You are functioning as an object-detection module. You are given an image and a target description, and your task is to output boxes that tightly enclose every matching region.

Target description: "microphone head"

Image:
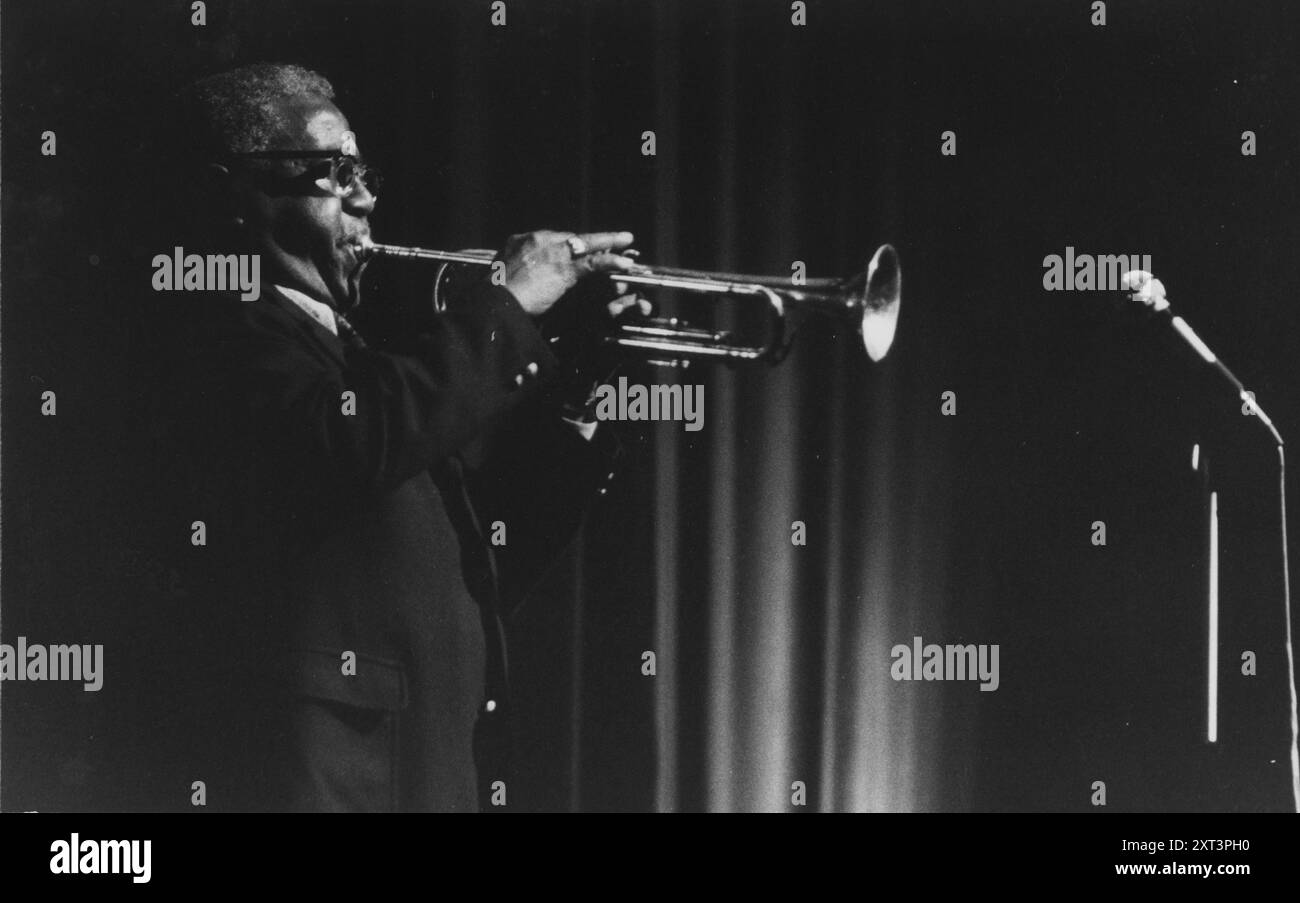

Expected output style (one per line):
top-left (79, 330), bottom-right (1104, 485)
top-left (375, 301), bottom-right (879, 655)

top-left (1120, 269), bottom-right (1169, 312)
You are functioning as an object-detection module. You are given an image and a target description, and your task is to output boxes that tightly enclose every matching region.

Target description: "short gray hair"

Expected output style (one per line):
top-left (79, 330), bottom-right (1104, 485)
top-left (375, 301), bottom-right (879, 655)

top-left (177, 62), bottom-right (336, 158)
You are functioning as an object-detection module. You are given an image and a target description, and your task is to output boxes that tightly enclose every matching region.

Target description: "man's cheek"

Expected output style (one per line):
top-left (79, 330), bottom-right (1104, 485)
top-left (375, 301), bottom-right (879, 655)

top-left (276, 200), bottom-right (341, 253)
top-left (271, 216), bottom-right (319, 256)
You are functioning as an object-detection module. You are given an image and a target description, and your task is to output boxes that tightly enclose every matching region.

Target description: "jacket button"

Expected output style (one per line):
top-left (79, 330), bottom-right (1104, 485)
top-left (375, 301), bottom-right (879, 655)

top-left (514, 373), bottom-right (525, 386)
top-left (525, 361), bottom-right (539, 376)
top-left (484, 699), bottom-right (497, 713)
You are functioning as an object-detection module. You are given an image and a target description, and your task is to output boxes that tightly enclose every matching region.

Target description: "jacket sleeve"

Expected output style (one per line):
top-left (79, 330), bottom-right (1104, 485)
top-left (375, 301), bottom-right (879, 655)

top-left (184, 284), bottom-right (557, 501)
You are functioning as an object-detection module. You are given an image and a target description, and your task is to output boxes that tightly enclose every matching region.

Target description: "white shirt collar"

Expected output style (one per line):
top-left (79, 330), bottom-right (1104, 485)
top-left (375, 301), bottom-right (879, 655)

top-left (274, 284), bottom-right (338, 336)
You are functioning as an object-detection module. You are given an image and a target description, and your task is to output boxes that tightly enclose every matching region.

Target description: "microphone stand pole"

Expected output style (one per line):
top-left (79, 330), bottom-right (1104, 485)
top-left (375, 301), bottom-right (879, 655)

top-left (1192, 443), bottom-right (1218, 745)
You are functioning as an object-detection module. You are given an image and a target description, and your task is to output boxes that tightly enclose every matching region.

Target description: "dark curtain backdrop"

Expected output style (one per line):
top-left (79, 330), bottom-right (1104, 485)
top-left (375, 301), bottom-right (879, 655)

top-left (3, 0), bottom-right (1298, 812)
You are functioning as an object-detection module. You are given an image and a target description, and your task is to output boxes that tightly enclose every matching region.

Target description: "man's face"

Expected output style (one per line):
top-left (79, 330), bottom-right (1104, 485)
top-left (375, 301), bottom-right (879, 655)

top-left (234, 96), bottom-right (375, 310)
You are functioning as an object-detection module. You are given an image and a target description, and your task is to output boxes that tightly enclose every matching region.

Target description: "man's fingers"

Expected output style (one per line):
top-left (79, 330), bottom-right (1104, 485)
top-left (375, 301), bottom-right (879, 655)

top-left (610, 282), bottom-right (652, 315)
top-left (580, 251), bottom-right (648, 275)
top-left (571, 231), bottom-right (635, 256)
top-left (606, 294), bottom-right (651, 318)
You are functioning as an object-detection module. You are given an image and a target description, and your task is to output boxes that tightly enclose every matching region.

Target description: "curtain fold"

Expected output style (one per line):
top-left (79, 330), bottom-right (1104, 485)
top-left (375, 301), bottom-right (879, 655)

top-left (631, 0), bottom-right (949, 813)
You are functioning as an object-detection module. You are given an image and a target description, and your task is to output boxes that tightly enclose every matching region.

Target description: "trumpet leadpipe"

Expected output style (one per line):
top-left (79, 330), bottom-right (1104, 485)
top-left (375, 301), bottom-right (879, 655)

top-left (368, 244), bottom-right (496, 266)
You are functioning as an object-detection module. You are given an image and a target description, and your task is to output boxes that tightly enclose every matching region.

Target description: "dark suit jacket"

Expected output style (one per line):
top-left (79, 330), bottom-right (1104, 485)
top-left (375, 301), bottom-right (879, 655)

top-left (149, 280), bottom-right (617, 812)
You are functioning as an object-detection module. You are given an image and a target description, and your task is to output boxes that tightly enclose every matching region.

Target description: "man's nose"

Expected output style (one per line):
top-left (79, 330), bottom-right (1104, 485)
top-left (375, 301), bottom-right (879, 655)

top-left (344, 183), bottom-right (376, 215)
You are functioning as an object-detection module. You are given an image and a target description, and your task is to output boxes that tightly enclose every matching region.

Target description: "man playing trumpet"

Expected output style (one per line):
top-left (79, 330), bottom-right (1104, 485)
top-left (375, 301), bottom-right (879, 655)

top-left (149, 62), bottom-right (638, 812)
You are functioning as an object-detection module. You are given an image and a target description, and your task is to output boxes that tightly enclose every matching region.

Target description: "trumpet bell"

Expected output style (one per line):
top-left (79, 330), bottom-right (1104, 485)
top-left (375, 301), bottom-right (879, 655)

top-left (859, 243), bottom-right (902, 362)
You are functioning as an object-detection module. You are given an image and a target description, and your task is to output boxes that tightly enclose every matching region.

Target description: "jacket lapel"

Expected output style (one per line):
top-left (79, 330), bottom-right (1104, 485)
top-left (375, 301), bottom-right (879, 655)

top-left (262, 285), bottom-right (350, 369)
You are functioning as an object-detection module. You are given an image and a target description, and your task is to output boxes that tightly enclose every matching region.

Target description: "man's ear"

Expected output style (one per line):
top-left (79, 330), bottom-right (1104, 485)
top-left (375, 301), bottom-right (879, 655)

top-left (202, 162), bottom-right (247, 227)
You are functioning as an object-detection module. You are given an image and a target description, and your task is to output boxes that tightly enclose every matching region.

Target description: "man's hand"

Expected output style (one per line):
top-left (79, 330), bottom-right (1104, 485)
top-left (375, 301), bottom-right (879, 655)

top-left (499, 230), bottom-right (641, 316)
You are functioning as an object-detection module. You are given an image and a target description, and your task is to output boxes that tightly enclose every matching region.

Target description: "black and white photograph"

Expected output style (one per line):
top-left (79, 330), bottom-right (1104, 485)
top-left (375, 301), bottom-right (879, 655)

top-left (1, 0), bottom-right (1298, 880)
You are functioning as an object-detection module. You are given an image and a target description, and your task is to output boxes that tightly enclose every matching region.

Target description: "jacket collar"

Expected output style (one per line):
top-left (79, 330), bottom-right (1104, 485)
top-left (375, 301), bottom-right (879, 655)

top-left (262, 284), bottom-right (349, 368)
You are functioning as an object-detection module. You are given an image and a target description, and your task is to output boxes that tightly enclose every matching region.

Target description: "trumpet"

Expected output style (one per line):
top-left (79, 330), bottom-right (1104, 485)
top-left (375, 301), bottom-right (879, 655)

top-left (367, 242), bottom-right (902, 365)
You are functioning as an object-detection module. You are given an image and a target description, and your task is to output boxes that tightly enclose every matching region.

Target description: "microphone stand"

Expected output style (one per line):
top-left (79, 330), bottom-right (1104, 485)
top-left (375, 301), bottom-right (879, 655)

top-left (1126, 272), bottom-right (1296, 811)
top-left (1181, 335), bottom-right (1295, 813)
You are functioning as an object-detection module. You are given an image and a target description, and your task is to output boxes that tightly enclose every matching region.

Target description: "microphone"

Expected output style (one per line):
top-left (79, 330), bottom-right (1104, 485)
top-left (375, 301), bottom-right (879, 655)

top-left (1123, 271), bottom-right (1297, 814)
top-left (1121, 270), bottom-right (1283, 446)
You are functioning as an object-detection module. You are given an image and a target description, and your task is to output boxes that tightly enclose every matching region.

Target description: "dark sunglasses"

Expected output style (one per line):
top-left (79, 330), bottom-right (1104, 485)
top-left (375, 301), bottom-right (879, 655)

top-left (228, 149), bottom-right (381, 199)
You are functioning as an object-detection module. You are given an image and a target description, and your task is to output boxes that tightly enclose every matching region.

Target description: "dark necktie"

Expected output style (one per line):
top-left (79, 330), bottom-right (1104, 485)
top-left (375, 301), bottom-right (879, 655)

top-left (333, 311), bottom-right (370, 352)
